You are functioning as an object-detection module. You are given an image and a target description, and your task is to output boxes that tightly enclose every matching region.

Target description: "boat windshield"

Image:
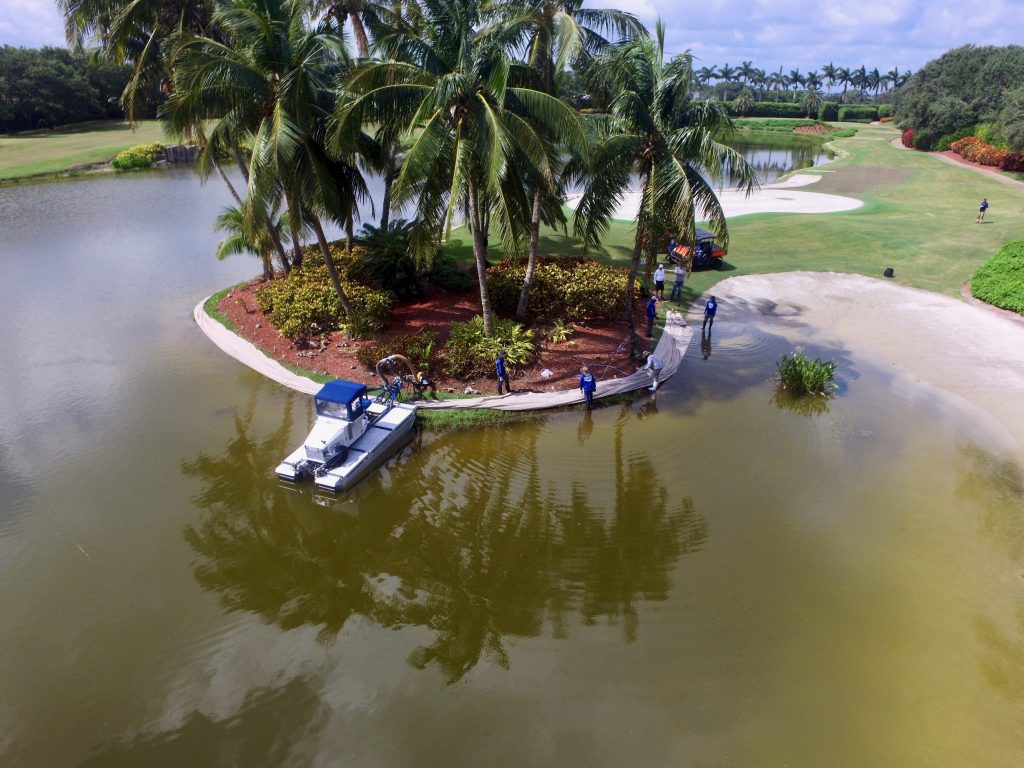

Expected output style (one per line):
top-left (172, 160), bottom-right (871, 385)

top-left (315, 399), bottom-right (350, 419)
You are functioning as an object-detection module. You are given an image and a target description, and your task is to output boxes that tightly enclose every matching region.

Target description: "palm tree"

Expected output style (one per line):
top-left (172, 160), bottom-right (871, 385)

top-left (695, 65), bottom-right (717, 99)
top-left (821, 62), bottom-right (836, 96)
top-left (788, 68), bottom-right (803, 101)
top-left (215, 202), bottom-right (286, 280)
top-left (571, 22), bottom-right (757, 357)
top-left (751, 68), bottom-right (767, 100)
top-left (338, 0), bottom-right (585, 336)
top-left (717, 63), bottom-right (737, 99)
top-left (867, 67), bottom-right (881, 101)
top-left (769, 66), bottom-right (787, 101)
top-left (835, 66), bottom-right (850, 103)
top-left (738, 60), bottom-right (755, 88)
top-left (801, 89), bottom-right (822, 118)
top-left (733, 88), bottom-right (755, 117)
top-left (804, 70), bottom-right (822, 93)
top-left (487, 0), bottom-right (641, 321)
top-left (164, 0), bottom-right (369, 318)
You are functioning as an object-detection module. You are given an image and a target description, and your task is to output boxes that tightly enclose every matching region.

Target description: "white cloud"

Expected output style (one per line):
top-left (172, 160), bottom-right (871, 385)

top-left (0, 0), bottom-right (66, 47)
top-left (589, 0), bottom-right (1024, 73)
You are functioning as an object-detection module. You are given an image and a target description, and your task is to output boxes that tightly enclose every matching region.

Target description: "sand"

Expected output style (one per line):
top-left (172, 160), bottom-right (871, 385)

top-left (565, 173), bottom-right (863, 221)
top-left (699, 272), bottom-right (1024, 458)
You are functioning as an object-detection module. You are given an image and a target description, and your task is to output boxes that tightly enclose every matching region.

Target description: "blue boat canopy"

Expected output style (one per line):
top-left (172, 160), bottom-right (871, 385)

top-left (316, 380), bottom-right (367, 405)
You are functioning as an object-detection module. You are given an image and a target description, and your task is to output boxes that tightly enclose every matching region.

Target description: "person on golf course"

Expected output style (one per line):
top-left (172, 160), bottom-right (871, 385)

top-left (703, 296), bottom-right (718, 331)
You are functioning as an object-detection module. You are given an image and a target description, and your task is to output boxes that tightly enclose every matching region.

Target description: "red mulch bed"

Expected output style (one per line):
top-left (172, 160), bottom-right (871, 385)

top-left (794, 124), bottom-right (835, 135)
top-left (219, 279), bottom-right (659, 394)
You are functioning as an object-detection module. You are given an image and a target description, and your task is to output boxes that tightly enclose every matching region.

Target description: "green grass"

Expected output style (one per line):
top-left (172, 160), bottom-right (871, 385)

top-left (0, 120), bottom-right (169, 181)
top-left (970, 238), bottom-right (1024, 313)
top-left (444, 123), bottom-right (1024, 301)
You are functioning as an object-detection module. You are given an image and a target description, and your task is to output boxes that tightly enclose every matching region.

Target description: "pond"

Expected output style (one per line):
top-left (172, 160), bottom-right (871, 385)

top-left (0, 161), bottom-right (1022, 767)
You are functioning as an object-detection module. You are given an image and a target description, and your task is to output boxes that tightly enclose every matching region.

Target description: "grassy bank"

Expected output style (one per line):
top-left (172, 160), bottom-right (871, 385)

top-left (0, 120), bottom-right (168, 181)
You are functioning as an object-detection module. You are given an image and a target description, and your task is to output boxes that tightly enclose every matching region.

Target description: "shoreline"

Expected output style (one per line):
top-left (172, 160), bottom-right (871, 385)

top-left (194, 296), bottom-right (694, 410)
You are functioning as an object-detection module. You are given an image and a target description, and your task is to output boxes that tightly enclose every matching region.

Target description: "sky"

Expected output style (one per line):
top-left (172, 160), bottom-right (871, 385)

top-left (1, 0), bottom-right (1022, 75)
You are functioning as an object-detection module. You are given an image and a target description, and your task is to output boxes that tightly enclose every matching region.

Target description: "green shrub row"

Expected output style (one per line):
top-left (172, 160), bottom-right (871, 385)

top-left (111, 142), bottom-right (165, 170)
top-left (256, 257), bottom-right (393, 341)
top-left (817, 102), bottom-right (839, 121)
top-left (486, 258), bottom-right (629, 321)
top-left (443, 317), bottom-right (537, 379)
top-left (971, 239), bottom-right (1024, 315)
top-left (837, 104), bottom-right (879, 122)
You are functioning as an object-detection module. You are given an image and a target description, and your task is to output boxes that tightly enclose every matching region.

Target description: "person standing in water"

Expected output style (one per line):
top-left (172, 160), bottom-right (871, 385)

top-left (703, 295), bottom-right (718, 331)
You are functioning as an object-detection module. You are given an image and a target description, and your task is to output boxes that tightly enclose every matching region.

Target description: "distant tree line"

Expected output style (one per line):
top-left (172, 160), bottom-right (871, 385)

top-left (690, 61), bottom-right (909, 104)
top-left (893, 45), bottom-right (1024, 151)
top-left (0, 46), bottom-right (146, 133)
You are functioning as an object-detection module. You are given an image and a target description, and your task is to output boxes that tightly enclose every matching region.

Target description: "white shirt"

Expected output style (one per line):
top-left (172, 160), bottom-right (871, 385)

top-left (645, 354), bottom-right (664, 371)
top-left (654, 266), bottom-right (665, 282)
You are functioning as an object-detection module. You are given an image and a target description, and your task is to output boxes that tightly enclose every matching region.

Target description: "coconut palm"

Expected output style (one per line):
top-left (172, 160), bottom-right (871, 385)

top-left (215, 201), bottom-right (286, 279)
top-left (738, 60), bottom-right (755, 88)
top-left (805, 70), bottom-right (822, 92)
top-left (163, 0), bottom-right (371, 318)
top-left (486, 0), bottom-right (642, 321)
top-left (571, 22), bottom-right (757, 356)
top-left (57, 0), bottom-right (214, 119)
top-left (717, 63), bottom-right (737, 99)
top-left (337, 0), bottom-right (586, 336)
top-left (695, 65), bottom-right (717, 99)
top-left (768, 66), bottom-right (787, 101)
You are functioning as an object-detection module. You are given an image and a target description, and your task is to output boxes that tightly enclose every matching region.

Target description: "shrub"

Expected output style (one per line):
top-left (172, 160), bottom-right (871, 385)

top-left (428, 249), bottom-right (476, 291)
top-left (877, 104), bottom-right (893, 119)
top-left (974, 123), bottom-right (1008, 148)
top-left (777, 353), bottom-right (837, 395)
top-left (111, 142), bottom-right (165, 170)
top-left (912, 131), bottom-right (933, 151)
top-left (901, 128), bottom-right (916, 148)
top-left (879, 116), bottom-right (894, 123)
top-left (715, 100), bottom-right (805, 118)
top-left (442, 317), bottom-right (536, 379)
top-left (355, 331), bottom-right (438, 372)
top-left (817, 101), bottom-right (839, 121)
top-left (1001, 151), bottom-right (1024, 172)
top-left (486, 258), bottom-right (629, 321)
top-left (971, 239), bottom-right (1024, 315)
top-left (935, 126), bottom-right (975, 151)
top-left (350, 219), bottom-right (422, 299)
top-left (951, 135), bottom-right (1011, 167)
top-left (837, 104), bottom-right (879, 122)
top-left (255, 261), bottom-right (393, 341)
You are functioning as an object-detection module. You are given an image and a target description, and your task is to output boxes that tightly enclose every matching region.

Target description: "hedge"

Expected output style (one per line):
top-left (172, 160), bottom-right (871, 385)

top-left (949, 136), bottom-right (1024, 171)
top-left (837, 104), bottom-right (879, 122)
top-left (711, 100), bottom-right (806, 118)
top-left (111, 142), bottom-right (165, 170)
top-left (817, 101), bottom-right (839, 121)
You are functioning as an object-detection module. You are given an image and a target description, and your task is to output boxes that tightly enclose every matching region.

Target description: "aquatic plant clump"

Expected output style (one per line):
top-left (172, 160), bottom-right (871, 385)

top-left (777, 352), bottom-right (837, 395)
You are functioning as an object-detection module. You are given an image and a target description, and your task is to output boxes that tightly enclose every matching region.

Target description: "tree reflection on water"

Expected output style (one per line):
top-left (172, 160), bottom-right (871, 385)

top-left (182, 398), bottom-right (707, 682)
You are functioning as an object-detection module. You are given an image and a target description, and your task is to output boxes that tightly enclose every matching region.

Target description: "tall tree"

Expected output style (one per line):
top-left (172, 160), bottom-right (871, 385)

top-left (164, 0), bottom-right (373, 318)
top-left (571, 22), bottom-right (757, 357)
top-left (487, 0), bottom-right (641, 321)
top-left (821, 61), bottom-right (836, 95)
top-left (338, 0), bottom-right (585, 336)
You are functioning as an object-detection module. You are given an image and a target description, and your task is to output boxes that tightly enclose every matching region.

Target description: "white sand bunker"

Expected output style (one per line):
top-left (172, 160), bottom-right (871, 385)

top-left (566, 173), bottom-right (862, 221)
top-left (703, 272), bottom-right (1024, 457)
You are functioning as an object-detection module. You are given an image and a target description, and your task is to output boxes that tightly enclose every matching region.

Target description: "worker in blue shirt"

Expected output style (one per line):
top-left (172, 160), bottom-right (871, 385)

top-left (703, 295), bottom-right (717, 331)
top-left (646, 295), bottom-right (659, 337)
top-left (579, 365), bottom-right (597, 408)
top-left (496, 350), bottom-right (511, 394)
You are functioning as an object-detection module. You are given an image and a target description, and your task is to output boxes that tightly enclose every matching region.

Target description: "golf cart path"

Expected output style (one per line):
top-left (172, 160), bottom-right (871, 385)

top-left (565, 173), bottom-right (862, 222)
top-left (194, 297), bottom-right (694, 409)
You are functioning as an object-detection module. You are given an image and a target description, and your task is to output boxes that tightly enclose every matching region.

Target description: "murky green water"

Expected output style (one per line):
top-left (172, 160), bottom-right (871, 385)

top-left (1, 167), bottom-right (1023, 767)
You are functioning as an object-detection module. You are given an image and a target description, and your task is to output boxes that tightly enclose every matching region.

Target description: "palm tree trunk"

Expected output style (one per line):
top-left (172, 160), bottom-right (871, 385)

top-left (350, 12), bottom-right (370, 58)
top-left (311, 216), bottom-right (356, 321)
top-left (380, 141), bottom-right (398, 230)
top-left (345, 214), bottom-right (354, 254)
top-left (288, 215), bottom-right (304, 268)
top-left (213, 158), bottom-right (244, 207)
top-left (515, 189), bottom-right (543, 322)
top-left (467, 180), bottom-right (495, 337)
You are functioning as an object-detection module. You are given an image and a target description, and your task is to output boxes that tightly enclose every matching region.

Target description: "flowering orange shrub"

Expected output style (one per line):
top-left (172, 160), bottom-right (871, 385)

top-left (949, 135), bottom-right (1024, 171)
top-left (879, 116), bottom-right (894, 123)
